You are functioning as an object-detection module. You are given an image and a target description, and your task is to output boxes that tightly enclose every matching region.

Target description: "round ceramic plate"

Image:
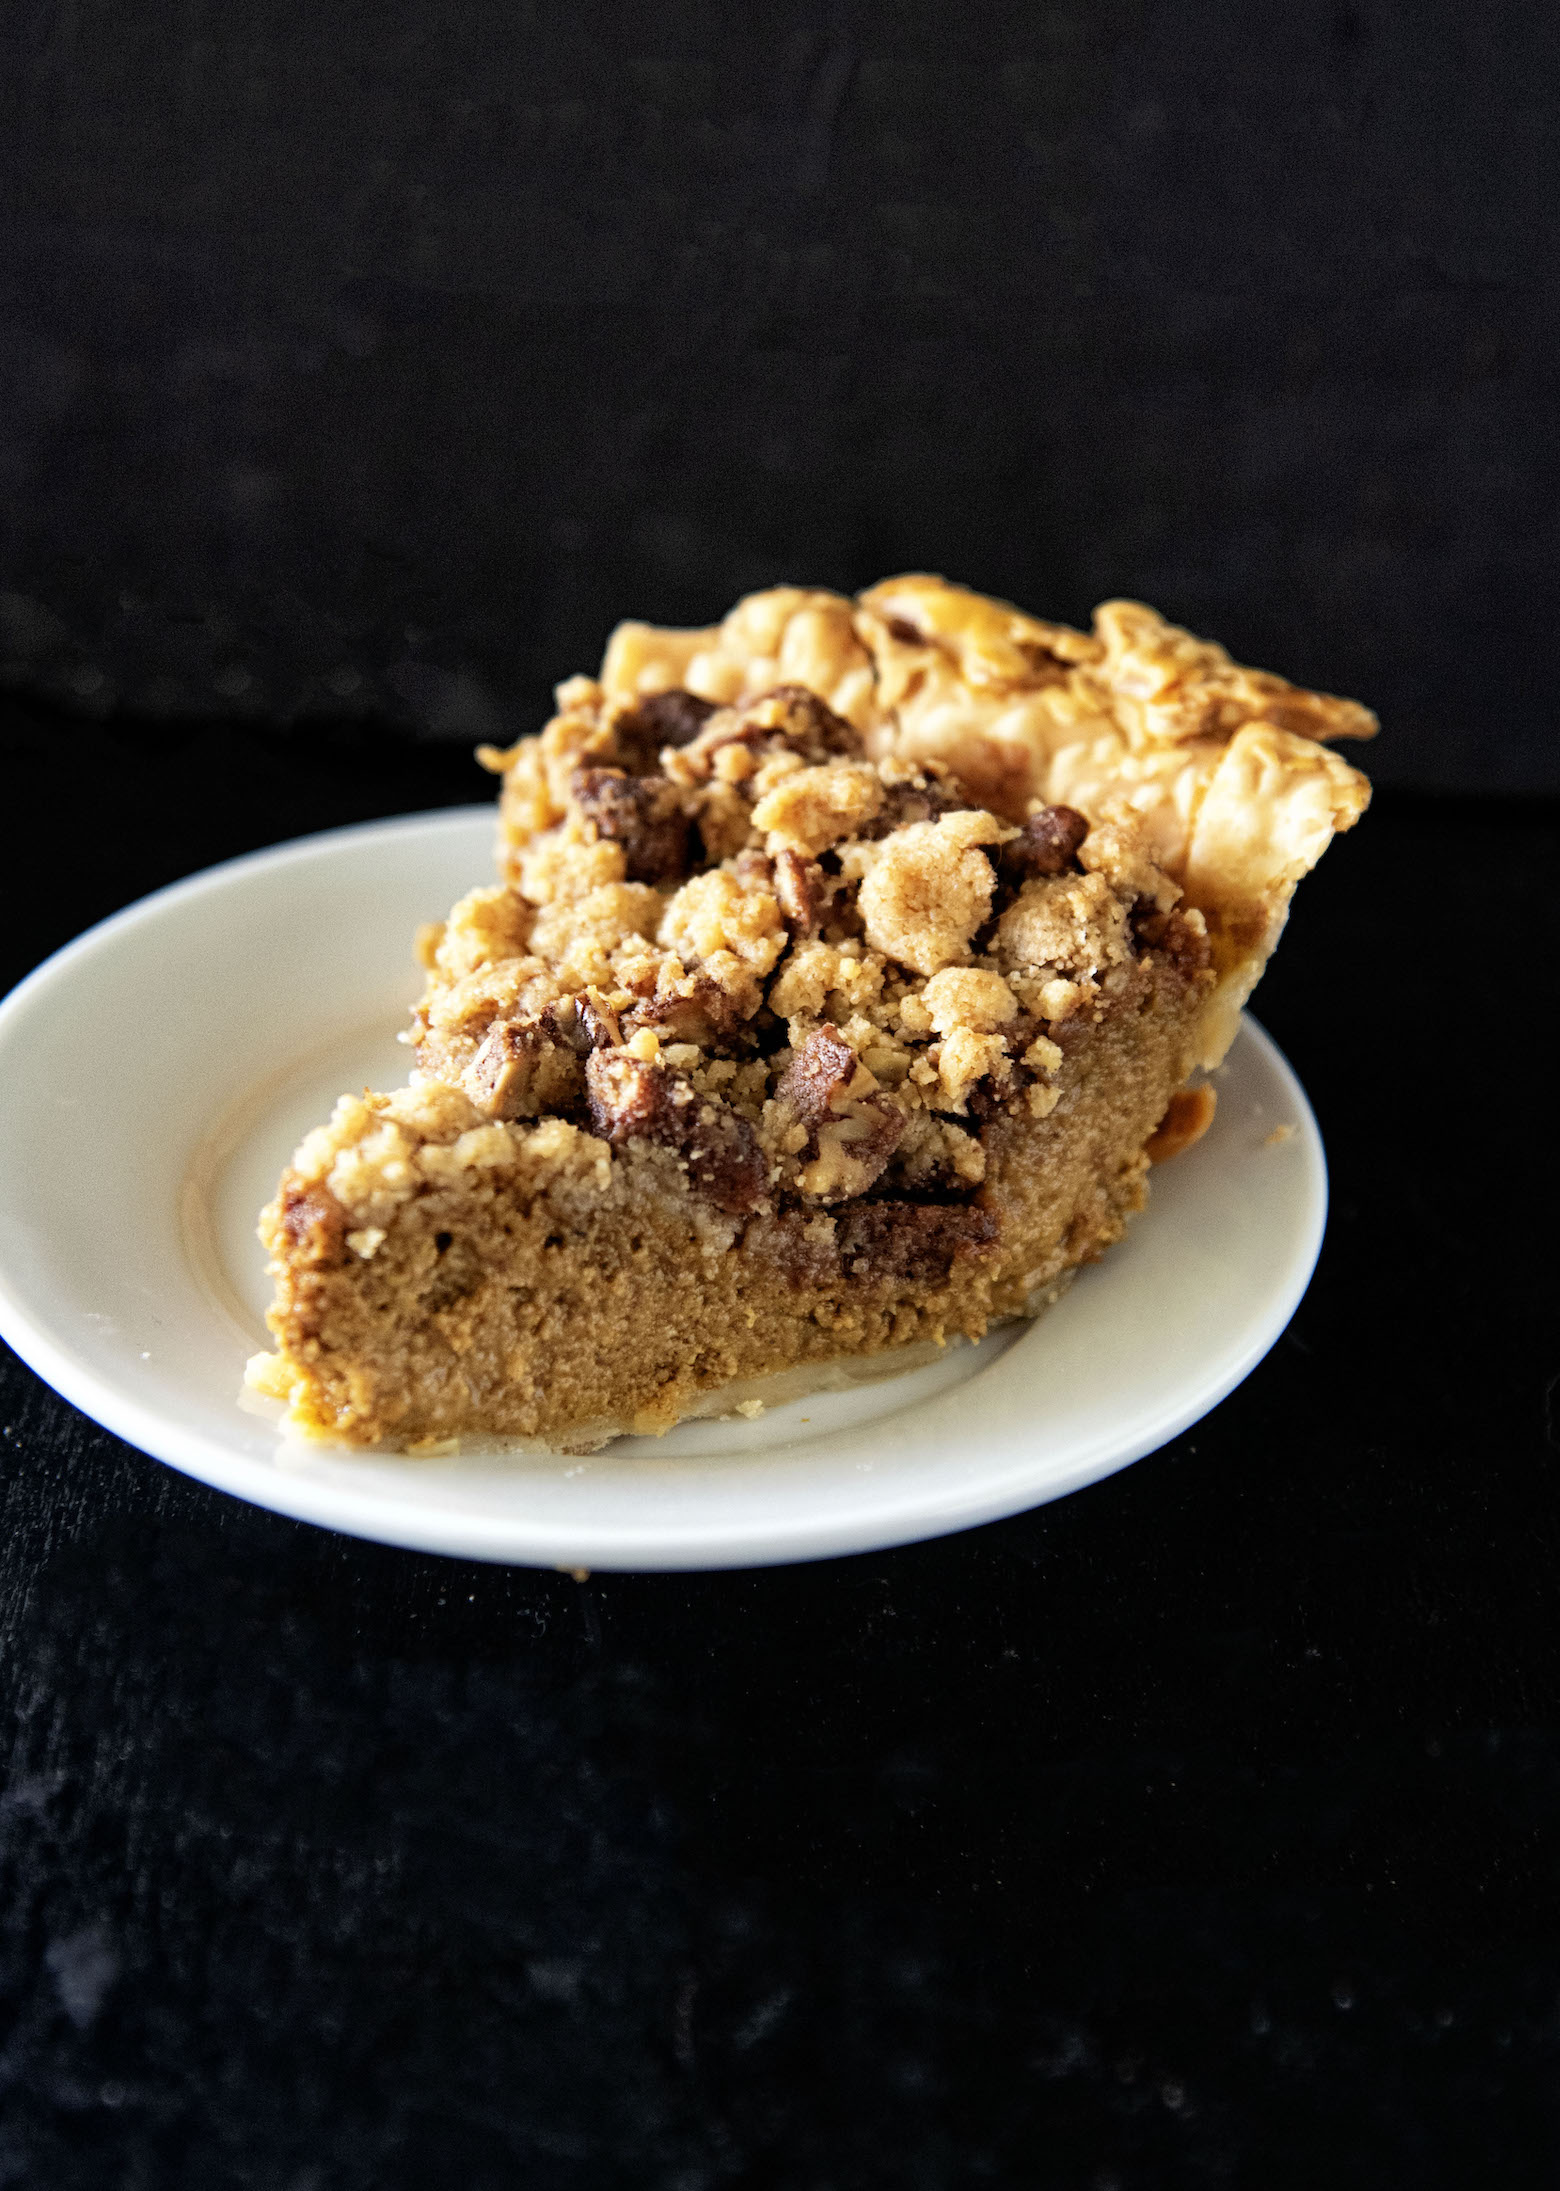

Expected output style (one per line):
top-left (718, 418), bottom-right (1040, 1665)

top-left (0, 808), bottom-right (1326, 1571)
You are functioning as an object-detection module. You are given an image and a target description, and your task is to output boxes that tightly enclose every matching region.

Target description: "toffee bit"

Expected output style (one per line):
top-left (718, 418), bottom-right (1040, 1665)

top-left (775, 1024), bottom-right (858, 1130)
top-left (584, 1049), bottom-right (769, 1215)
top-left (860, 772), bottom-right (970, 840)
top-left (571, 766), bottom-right (693, 885)
top-left (1001, 805), bottom-right (1089, 883)
top-left (773, 848), bottom-right (826, 935)
top-left (612, 688), bottom-right (717, 772)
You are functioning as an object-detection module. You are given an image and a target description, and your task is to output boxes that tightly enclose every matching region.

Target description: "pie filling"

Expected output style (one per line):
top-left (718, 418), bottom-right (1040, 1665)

top-left (250, 578), bottom-right (1373, 1449)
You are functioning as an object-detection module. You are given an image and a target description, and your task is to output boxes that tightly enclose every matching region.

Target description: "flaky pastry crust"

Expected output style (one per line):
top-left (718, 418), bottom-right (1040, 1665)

top-left (596, 576), bottom-right (1373, 1065)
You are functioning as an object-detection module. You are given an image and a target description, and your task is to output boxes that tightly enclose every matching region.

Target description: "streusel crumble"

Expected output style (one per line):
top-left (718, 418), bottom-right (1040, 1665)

top-left (251, 578), bottom-right (1372, 1448)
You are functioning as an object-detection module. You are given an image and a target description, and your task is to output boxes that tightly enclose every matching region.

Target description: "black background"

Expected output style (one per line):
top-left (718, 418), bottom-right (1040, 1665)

top-left (3, 0), bottom-right (1558, 786)
top-left (2, 724), bottom-right (1558, 2183)
top-left (5, 2), bottom-right (1560, 2181)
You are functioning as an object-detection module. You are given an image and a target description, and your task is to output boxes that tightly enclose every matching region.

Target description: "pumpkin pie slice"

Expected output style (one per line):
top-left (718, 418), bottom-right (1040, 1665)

top-left (249, 579), bottom-right (1372, 1449)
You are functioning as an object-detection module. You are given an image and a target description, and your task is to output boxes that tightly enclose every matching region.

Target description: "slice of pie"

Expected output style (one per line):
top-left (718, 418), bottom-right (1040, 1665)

top-left (250, 576), bottom-right (1373, 1450)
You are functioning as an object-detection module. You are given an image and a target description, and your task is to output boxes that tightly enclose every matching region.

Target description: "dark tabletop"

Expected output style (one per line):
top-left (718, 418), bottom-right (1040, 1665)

top-left (6, 0), bottom-right (1560, 797)
top-left (2, 697), bottom-right (1557, 2187)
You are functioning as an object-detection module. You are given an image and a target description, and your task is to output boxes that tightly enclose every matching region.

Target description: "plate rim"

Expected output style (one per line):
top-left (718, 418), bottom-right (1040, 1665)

top-left (0, 802), bottom-right (492, 1024)
top-left (0, 808), bottom-right (1327, 1571)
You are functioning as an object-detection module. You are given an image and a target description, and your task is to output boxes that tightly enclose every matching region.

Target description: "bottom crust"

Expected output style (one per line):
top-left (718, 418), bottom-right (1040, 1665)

top-left (253, 956), bottom-right (1206, 1451)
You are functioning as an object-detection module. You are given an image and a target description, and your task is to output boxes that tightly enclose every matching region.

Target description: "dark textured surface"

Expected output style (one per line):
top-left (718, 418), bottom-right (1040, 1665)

top-left (3, 0), bottom-right (1559, 788)
top-left (2, 707), bottom-right (1558, 2184)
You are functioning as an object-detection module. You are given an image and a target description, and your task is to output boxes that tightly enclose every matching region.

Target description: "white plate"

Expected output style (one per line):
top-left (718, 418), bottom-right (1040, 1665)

top-left (0, 807), bottom-right (1325, 1571)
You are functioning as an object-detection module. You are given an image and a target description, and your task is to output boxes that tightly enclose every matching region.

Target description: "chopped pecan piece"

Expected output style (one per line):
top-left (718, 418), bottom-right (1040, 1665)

top-left (773, 848), bottom-right (827, 936)
top-left (462, 1019), bottom-right (580, 1119)
top-left (612, 688), bottom-right (718, 773)
top-left (461, 1021), bottom-right (542, 1120)
top-left (575, 992), bottom-right (624, 1051)
top-left (584, 1049), bottom-right (665, 1141)
top-left (1001, 804), bottom-right (1089, 883)
top-left (278, 1179), bottom-right (349, 1265)
top-left (624, 971), bottom-right (749, 1048)
top-left (548, 990), bottom-right (625, 1055)
top-left (836, 1201), bottom-right (1000, 1284)
top-left (775, 1023), bottom-right (859, 1130)
top-left (571, 767), bottom-right (692, 885)
top-left (777, 1025), bottom-right (906, 1200)
top-left (585, 1050), bottom-right (770, 1215)
top-left (804, 1098), bottom-right (906, 1201)
top-left (691, 684), bottom-right (861, 773)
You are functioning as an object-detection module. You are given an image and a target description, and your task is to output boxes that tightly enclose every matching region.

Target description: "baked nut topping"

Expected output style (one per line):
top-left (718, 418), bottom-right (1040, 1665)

top-left (1002, 803), bottom-right (1090, 881)
top-left (569, 768), bottom-right (692, 885)
top-left (408, 680), bottom-right (1214, 1228)
top-left (583, 1049), bottom-right (769, 1216)
top-left (596, 573), bottom-right (1373, 1066)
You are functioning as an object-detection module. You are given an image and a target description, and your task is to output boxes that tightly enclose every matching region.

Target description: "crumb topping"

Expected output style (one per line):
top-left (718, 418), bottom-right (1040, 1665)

top-left (852, 809), bottom-right (1009, 976)
top-left (751, 760), bottom-right (884, 854)
top-left (555, 575), bottom-right (1372, 1011)
top-left (330, 572), bottom-right (1374, 1248)
top-left (403, 677), bottom-right (1213, 1228)
top-left (259, 572), bottom-right (1374, 1451)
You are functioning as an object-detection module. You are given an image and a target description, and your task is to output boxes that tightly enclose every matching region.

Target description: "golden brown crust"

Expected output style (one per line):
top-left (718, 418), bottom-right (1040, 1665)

top-left (592, 574), bottom-right (1373, 1066)
top-left (1145, 1083), bottom-right (1219, 1164)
